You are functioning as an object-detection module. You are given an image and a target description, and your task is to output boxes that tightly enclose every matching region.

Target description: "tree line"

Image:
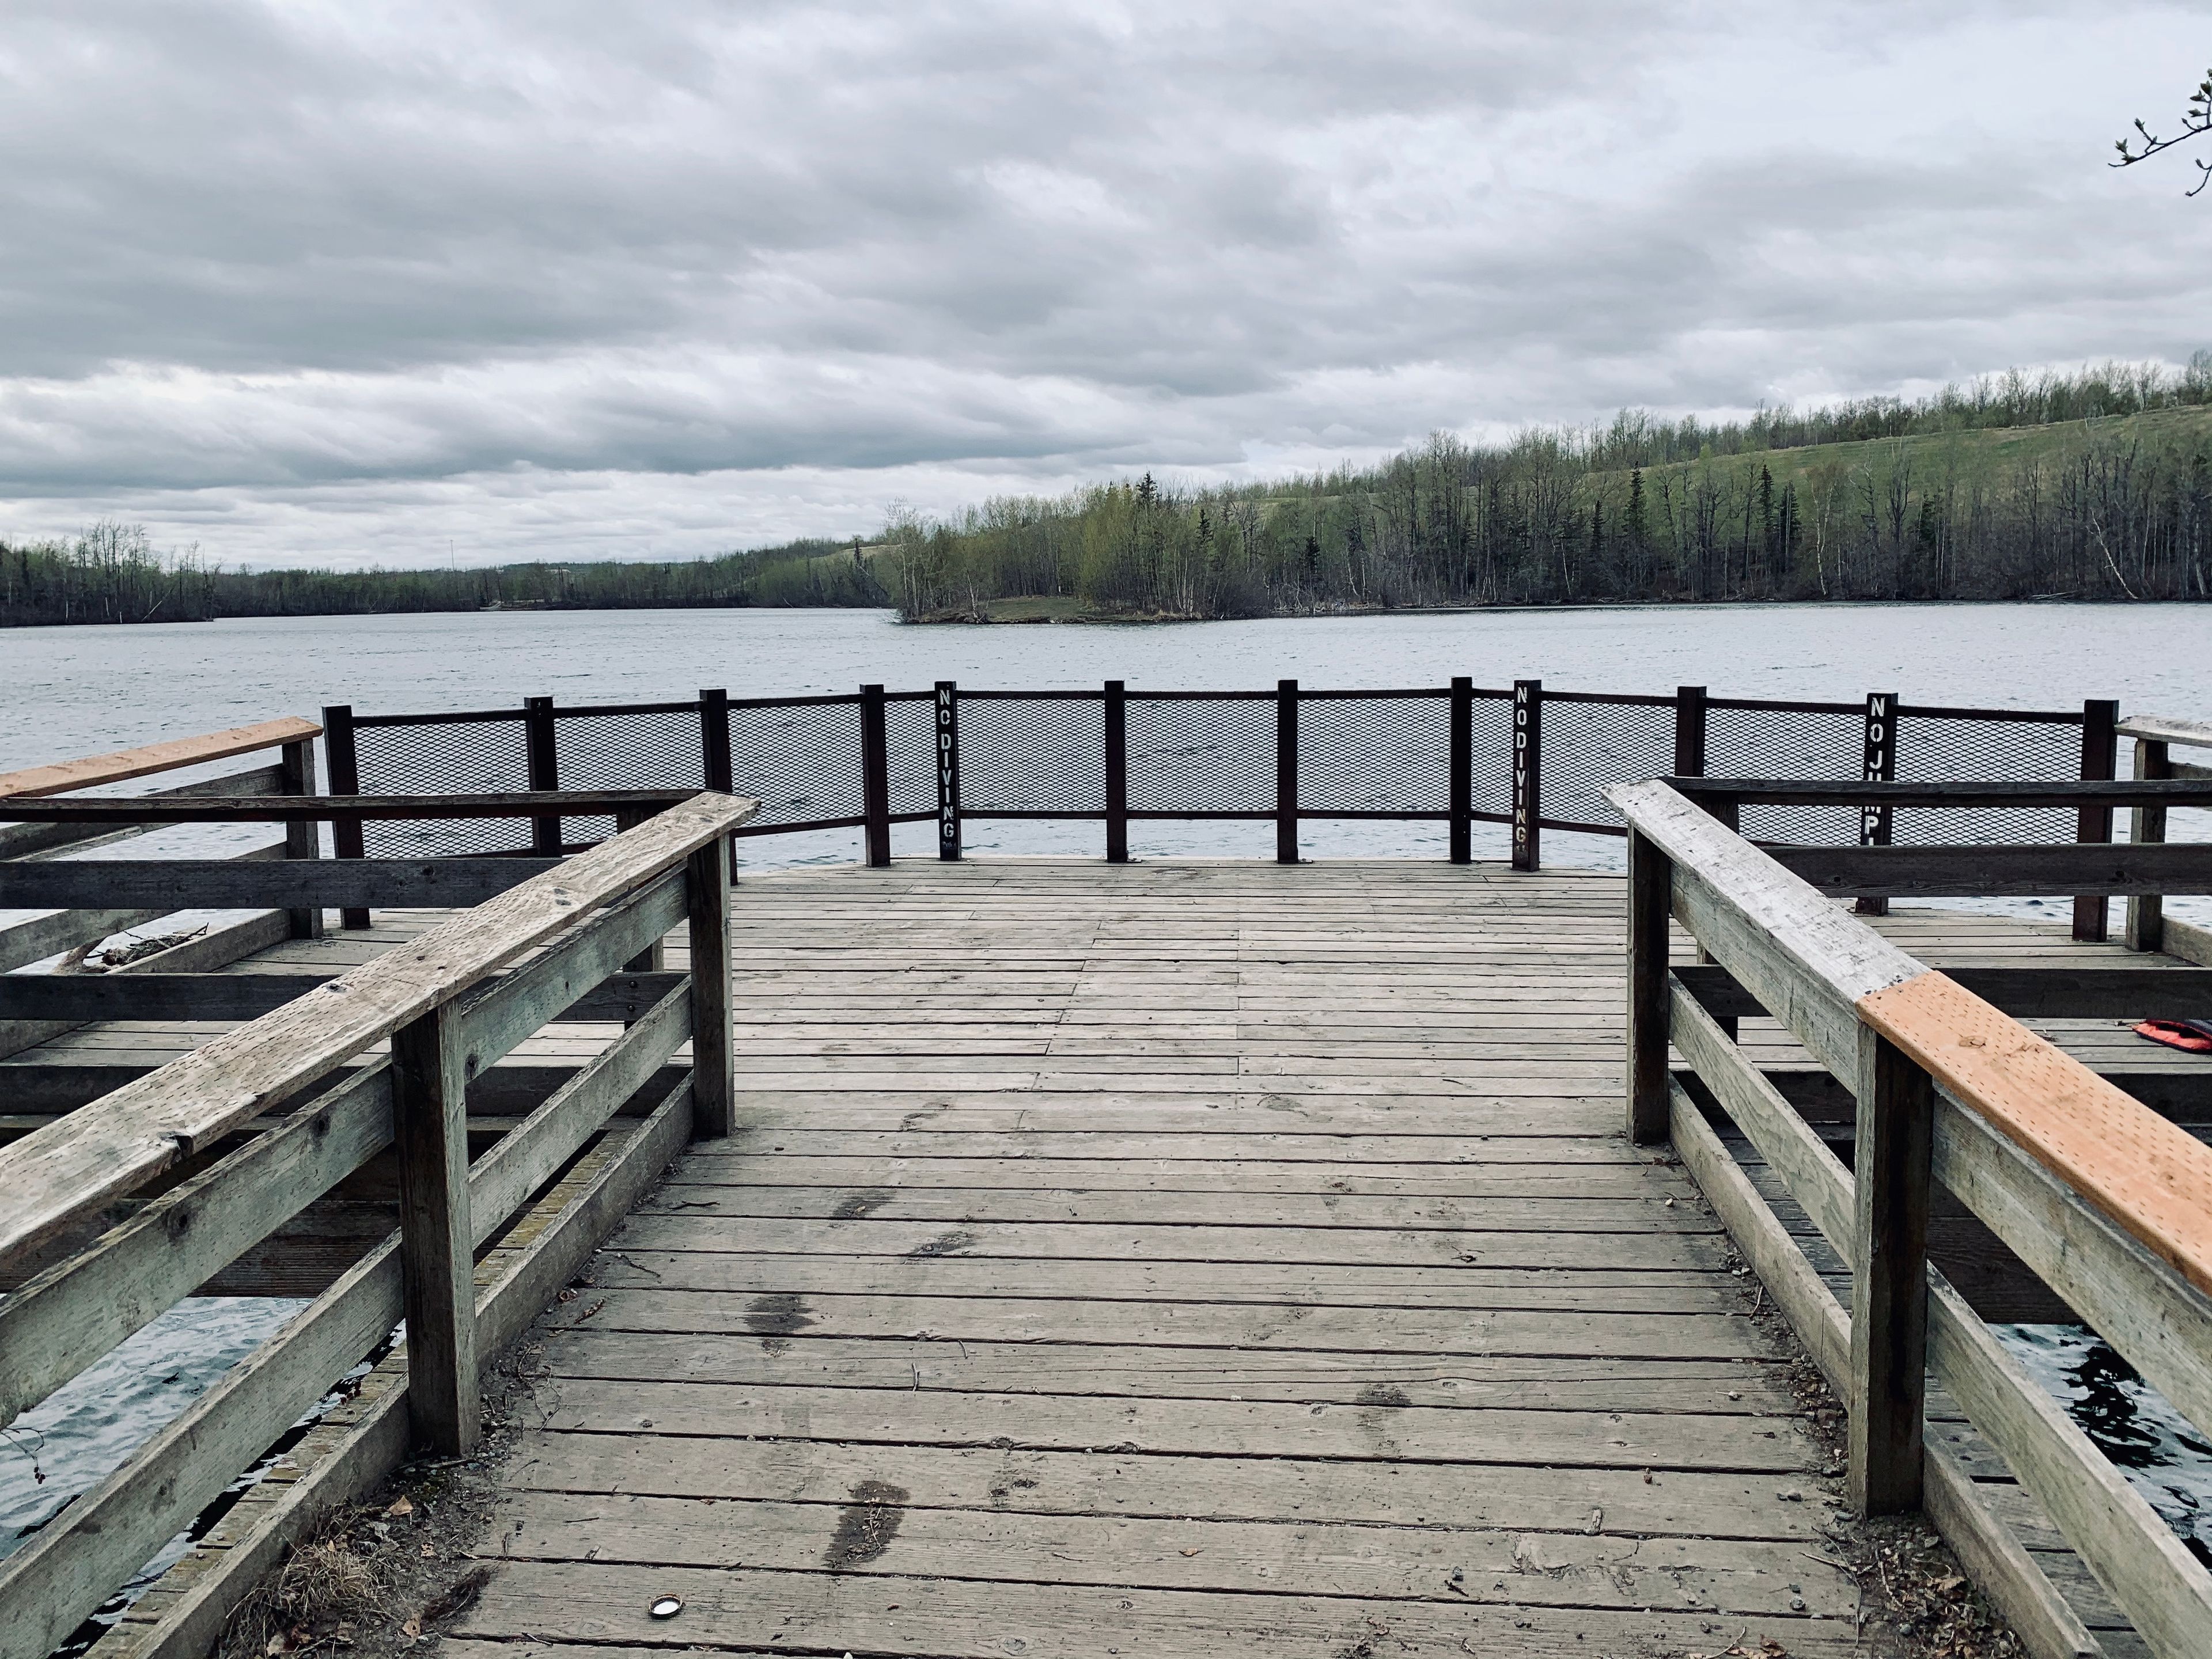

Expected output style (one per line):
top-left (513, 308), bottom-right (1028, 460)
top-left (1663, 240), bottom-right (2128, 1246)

top-left (892, 359), bottom-right (2212, 618)
top-left (9, 358), bottom-right (2210, 630)
top-left (0, 525), bottom-right (885, 628)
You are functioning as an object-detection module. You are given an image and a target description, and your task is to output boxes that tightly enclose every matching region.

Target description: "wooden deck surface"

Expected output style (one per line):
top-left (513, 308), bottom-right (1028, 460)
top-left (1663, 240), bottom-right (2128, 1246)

top-left (430, 859), bottom-right (2182, 1659)
top-left (18, 858), bottom-right (2205, 1657)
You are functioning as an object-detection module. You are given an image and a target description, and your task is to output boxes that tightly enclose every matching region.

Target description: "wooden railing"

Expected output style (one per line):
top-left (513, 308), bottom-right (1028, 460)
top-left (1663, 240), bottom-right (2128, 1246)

top-left (0, 791), bottom-right (756, 1659)
top-left (2119, 715), bottom-right (2212, 966)
top-left (0, 721), bottom-right (327, 1038)
top-left (324, 683), bottom-right (2117, 891)
top-left (1613, 776), bottom-right (2212, 1659)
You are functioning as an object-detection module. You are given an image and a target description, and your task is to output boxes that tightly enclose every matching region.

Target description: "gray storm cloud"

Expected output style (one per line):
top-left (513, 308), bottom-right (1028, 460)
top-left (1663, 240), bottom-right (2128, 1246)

top-left (0, 0), bottom-right (2206, 566)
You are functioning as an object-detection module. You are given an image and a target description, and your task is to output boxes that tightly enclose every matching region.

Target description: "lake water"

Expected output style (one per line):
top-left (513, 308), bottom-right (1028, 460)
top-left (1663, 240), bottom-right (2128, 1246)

top-left (3, 601), bottom-right (2209, 1607)
top-left (3, 600), bottom-right (2207, 880)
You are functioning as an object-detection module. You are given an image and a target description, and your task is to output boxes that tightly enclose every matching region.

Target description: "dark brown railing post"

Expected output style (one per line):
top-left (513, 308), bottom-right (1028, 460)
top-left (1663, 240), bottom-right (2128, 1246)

top-left (1625, 826), bottom-right (1672, 1145)
top-left (613, 805), bottom-right (666, 973)
top-left (1449, 676), bottom-right (1473, 865)
top-left (1105, 681), bottom-right (1130, 863)
top-left (391, 1000), bottom-right (479, 1456)
top-left (1511, 679), bottom-right (1541, 872)
top-left (860, 684), bottom-right (891, 868)
top-left (1696, 786), bottom-right (1741, 1033)
top-left (2073, 699), bottom-right (2119, 941)
top-left (277, 730), bottom-right (325, 942)
top-left (698, 688), bottom-right (740, 880)
top-left (2127, 732), bottom-right (2170, 953)
top-left (1276, 680), bottom-right (1299, 863)
top-left (1857, 691), bottom-right (1897, 918)
top-left (1848, 1027), bottom-right (1933, 1517)
top-left (935, 681), bottom-right (961, 861)
top-left (699, 688), bottom-right (733, 793)
top-left (1672, 684), bottom-right (1707, 778)
top-left (686, 835), bottom-right (736, 1138)
top-left (321, 704), bottom-right (370, 931)
top-left (524, 695), bottom-right (561, 856)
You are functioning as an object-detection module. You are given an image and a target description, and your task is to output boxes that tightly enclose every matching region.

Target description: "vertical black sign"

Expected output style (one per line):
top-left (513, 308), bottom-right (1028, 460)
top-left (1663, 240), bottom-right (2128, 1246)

top-left (1860, 692), bottom-right (1896, 847)
top-left (935, 681), bottom-right (961, 861)
top-left (1510, 679), bottom-right (1541, 871)
top-left (1856, 691), bottom-right (1897, 915)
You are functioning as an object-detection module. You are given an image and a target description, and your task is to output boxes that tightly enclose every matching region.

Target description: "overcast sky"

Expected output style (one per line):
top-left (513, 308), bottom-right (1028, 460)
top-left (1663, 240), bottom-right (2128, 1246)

top-left (2, 1), bottom-right (2208, 570)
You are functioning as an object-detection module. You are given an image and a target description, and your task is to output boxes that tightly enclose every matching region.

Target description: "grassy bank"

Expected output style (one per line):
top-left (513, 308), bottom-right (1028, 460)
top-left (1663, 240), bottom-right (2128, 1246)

top-left (891, 366), bottom-right (2212, 620)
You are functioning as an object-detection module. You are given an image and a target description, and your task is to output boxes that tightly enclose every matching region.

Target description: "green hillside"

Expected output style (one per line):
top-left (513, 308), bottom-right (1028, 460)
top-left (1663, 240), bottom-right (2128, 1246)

top-left (891, 384), bottom-right (2212, 619)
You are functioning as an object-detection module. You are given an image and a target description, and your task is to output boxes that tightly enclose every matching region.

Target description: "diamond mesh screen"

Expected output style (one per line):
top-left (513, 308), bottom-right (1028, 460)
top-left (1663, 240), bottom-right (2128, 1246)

top-left (1471, 695), bottom-right (1513, 816)
top-left (885, 696), bottom-right (938, 817)
top-left (960, 698), bottom-right (1105, 813)
top-left (1707, 704), bottom-right (1863, 845)
top-left (1893, 714), bottom-right (2081, 845)
top-left (556, 708), bottom-right (706, 844)
top-left (728, 700), bottom-right (865, 828)
top-left (1298, 697), bottom-right (1449, 813)
top-left (1540, 699), bottom-right (1676, 828)
top-left (1128, 698), bottom-right (1275, 813)
top-left (354, 719), bottom-right (533, 857)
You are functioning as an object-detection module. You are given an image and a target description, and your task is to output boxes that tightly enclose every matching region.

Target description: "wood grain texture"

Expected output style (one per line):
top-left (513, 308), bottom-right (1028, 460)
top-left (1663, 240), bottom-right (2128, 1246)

top-left (1926, 1270), bottom-right (2212, 1659)
top-left (390, 1001), bottom-right (478, 1456)
top-left (0, 855), bottom-right (559, 911)
top-left (0, 791), bottom-right (753, 1270)
top-left (19, 856), bottom-right (2172, 1659)
top-left (2115, 714), bottom-right (2212, 749)
top-left (1861, 968), bottom-right (2212, 1300)
top-left (1770, 842), bottom-right (2212, 899)
top-left (0, 763), bottom-right (283, 861)
top-left (1608, 778), bottom-right (1923, 1076)
top-left (0, 716), bottom-right (320, 799)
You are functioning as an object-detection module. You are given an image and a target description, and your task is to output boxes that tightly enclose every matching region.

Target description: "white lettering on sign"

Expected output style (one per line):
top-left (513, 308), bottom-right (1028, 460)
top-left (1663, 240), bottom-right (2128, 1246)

top-left (936, 688), bottom-right (958, 849)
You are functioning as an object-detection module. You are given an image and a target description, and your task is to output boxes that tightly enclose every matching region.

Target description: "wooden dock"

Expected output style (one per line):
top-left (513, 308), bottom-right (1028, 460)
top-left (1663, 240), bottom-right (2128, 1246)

top-left (280, 858), bottom-right (2186, 1659)
top-left (9, 709), bottom-right (2212, 1659)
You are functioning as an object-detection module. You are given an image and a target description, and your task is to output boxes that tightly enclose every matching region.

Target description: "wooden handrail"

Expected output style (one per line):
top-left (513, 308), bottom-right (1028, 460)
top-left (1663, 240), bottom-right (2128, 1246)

top-left (0, 790), bottom-right (756, 1268)
top-left (2117, 714), bottom-right (2212, 749)
top-left (1613, 775), bottom-right (2212, 1659)
top-left (1860, 970), bottom-right (2212, 1301)
top-left (1607, 777), bottom-right (1921, 1077)
top-left (0, 787), bottom-right (699, 823)
top-left (1665, 777), bottom-right (2212, 808)
top-left (0, 717), bottom-right (320, 800)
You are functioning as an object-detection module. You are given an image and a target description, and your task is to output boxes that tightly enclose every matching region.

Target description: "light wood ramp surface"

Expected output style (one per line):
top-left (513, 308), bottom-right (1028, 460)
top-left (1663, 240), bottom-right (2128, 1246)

top-left (453, 860), bottom-right (1879, 1659)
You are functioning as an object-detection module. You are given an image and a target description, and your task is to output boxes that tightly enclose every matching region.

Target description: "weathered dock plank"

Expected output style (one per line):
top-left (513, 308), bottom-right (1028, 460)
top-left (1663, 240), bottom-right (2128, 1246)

top-left (26, 858), bottom-right (2196, 1658)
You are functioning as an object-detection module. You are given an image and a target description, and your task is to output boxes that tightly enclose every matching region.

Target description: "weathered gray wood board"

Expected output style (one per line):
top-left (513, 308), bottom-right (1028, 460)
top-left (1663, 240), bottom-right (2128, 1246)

top-left (28, 858), bottom-right (2191, 1659)
top-left (203, 857), bottom-right (2141, 1659)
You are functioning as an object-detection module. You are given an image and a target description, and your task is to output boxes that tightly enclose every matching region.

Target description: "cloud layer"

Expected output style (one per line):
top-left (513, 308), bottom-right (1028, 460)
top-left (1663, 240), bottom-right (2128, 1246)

top-left (2, 0), bottom-right (2207, 567)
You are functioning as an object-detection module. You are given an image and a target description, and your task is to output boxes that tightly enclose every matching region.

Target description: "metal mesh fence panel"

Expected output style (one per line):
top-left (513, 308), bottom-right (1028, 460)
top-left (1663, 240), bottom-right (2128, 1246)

top-left (1893, 713), bottom-right (2080, 844)
top-left (1471, 695), bottom-right (1513, 816)
top-left (1298, 696), bottom-right (1449, 814)
top-left (884, 696), bottom-right (938, 817)
top-left (556, 708), bottom-right (706, 844)
top-left (727, 700), bottom-right (866, 829)
top-left (1706, 703), bottom-right (1863, 844)
top-left (354, 719), bottom-right (533, 856)
top-left (960, 698), bottom-right (1105, 813)
top-left (1128, 698), bottom-right (1275, 813)
top-left (1540, 699), bottom-right (1675, 828)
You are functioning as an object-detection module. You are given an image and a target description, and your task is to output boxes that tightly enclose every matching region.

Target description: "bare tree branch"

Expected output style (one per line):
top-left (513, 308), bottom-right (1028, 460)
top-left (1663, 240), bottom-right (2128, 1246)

top-left (2113, 69), bottom-right (2212, 195)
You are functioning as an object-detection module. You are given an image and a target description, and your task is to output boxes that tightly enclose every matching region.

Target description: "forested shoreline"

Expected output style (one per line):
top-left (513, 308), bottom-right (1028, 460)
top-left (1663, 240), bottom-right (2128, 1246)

top-left (6, 361), bottom-right (2209, 630)
top-left (0, 527), bottom-right (885, 628)
top-left (892, 361), bottom-right (2212, 620)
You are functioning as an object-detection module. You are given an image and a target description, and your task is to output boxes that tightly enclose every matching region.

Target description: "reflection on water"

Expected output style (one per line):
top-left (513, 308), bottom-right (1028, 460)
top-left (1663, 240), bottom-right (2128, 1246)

top-left (2003, 1324), bottom-right (2212, 1568)
top-left (0, 1298), bottom-right (303, 1566)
